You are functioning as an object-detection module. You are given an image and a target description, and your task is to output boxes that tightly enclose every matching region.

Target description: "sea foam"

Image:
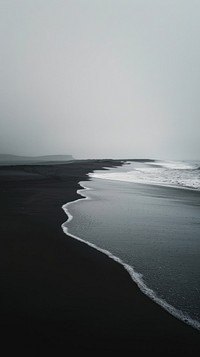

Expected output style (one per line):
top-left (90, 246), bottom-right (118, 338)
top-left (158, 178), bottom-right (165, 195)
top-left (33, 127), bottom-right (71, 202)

top-left (89, 160), bottom-right (200, 190)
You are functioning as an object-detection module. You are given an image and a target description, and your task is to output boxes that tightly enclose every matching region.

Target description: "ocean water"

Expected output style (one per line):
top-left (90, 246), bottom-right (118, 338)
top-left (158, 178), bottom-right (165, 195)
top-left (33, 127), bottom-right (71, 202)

top-left (62, 159), bottom-right (200, 331)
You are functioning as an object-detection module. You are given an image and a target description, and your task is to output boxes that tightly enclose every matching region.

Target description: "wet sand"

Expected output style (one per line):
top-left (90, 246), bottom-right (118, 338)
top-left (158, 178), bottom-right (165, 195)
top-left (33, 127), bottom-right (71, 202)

top-left (0, 160), bottom-right (199, 355)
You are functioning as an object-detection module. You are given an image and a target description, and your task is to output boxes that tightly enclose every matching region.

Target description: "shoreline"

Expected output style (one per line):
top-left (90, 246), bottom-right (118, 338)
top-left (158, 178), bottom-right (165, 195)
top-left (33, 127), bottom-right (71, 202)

top-left (0, 160), bottom-right (200, 354)
top-left (62, 180), bottom-right (200, 332)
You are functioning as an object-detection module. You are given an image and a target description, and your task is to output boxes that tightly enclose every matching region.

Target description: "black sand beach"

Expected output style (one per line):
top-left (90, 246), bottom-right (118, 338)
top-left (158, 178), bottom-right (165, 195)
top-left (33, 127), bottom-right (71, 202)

top-left (0, 160), bottom-right (199, 355)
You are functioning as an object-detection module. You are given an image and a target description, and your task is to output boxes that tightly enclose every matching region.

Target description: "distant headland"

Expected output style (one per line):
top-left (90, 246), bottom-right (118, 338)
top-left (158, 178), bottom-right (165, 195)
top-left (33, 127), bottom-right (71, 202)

top-left (0, 154), bottom-right (74, 165)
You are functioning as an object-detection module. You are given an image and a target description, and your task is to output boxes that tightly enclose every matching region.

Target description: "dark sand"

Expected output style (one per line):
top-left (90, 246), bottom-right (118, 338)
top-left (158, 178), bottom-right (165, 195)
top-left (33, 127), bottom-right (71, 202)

top-left (0, 160), bottom-right (199, 355)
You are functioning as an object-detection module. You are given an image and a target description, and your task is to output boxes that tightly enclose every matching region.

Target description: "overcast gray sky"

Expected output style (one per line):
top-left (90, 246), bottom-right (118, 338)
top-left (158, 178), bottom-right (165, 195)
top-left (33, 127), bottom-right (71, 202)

top-left (0, 0), bottom-right (200, 160)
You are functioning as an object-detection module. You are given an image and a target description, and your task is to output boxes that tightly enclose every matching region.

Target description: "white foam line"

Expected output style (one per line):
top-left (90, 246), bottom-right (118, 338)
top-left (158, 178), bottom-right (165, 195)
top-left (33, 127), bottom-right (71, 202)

top-left (61, 180), bottom-right (200, 332)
